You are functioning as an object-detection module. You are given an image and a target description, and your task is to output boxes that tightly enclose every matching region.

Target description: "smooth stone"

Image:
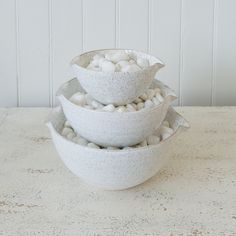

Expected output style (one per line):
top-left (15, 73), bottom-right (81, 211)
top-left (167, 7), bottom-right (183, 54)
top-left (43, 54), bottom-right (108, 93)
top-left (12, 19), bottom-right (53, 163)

top-left (137, 58), bottom-right (150, 68)
top-left (87, 143), bottom-right (100, 149)
top-left (103, 104), bottom-right (115, 112)
top-left (144, 100), bottom-right (154, 109)
top-left (147, 135), bottom-right (160, 145)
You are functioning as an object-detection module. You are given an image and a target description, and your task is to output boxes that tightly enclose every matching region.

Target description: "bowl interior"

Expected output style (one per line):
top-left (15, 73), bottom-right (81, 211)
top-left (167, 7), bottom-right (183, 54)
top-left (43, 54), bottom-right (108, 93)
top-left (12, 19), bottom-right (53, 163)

top-left (47, 106), bottom-right (189, 151)
top-left (56, 77), bottom-right (177, 108)
top-left (72, 49), bottom-right (164, 68)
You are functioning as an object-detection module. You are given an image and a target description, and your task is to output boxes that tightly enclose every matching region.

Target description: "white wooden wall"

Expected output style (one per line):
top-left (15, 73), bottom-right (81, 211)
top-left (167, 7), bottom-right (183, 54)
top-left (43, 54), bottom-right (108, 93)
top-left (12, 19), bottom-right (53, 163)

top-left (1, 0), bottom-right (236, 107)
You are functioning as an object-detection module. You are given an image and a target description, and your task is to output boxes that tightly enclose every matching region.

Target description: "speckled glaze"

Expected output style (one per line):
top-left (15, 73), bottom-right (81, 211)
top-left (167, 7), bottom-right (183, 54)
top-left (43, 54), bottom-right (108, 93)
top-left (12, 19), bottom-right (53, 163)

top-left (57, 78), bottom-right (177, 147)
top-left (46, 107), bottom-right (189, 190)
top-left (71, 49), bottom-right (165, 105)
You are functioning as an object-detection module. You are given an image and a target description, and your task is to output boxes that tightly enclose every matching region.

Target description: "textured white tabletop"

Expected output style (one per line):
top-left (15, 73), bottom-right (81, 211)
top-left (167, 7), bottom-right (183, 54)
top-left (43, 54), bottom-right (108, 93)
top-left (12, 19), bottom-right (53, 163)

top-left (0, 107), bottom-right (236, 236)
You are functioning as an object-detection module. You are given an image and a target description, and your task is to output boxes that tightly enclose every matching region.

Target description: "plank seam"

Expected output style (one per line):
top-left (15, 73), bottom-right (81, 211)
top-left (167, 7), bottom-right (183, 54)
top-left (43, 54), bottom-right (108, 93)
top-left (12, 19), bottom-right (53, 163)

top-left (115, 0), bottom-right (120, 48)
top-left (211, 0), bottom-right (218, 106)
top-left (148, 0), bottom-right (152, 53)
top-left (49, 0), bottom-right (53, 107)
top-left (179, 0), bottom-right (184, 106)
top-left (81, 0), bottom-right (84, 52)
top-left (15, 0), bottom-right (21, 107)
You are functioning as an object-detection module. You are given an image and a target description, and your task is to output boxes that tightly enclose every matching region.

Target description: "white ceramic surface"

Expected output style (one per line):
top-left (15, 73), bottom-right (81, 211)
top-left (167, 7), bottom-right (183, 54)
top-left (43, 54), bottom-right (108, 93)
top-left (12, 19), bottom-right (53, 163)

top-left (71, 49), bottom-right (165, 105)
top-left (46, 107), bottom-right (189, 190)
top-left (57, 78), bottom-right (177, 147)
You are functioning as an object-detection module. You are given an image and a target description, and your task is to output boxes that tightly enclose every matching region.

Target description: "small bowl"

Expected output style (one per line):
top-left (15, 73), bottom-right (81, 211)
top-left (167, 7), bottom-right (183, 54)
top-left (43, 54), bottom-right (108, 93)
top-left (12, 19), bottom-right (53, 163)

top-left (57, 78), bottom-right (177, 147)
top-left (71, 49), bottom-right (165, 105)
top-left (46, 107), bottom-right (189, 190)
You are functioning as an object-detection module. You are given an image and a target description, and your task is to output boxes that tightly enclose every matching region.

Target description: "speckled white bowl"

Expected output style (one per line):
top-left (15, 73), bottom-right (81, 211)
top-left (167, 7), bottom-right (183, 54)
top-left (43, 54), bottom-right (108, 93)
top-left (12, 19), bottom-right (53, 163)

top-left (71, 49), bottom-right (165, 105)
top-left (57, 78), bottom-right (177, 147)
top-left (46, 107), bottom-right (189, 190)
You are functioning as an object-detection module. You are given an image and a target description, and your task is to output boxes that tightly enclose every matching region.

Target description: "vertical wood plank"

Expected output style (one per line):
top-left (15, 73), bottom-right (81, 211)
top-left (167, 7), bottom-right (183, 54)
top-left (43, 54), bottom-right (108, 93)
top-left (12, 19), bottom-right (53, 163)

top-left (83, 0), bottom-right (116, 51)
top-left (0, 0), bottom-right (17, 107)
top-left (150, 0), bottom-right (181, 105)
top-left (52, 0), bottom-right (83, 106)
top-left (181, 0), bottom-right (214, 105)
top-left (213, 0), bottom-right (236, 105)
top-left (119, 0), bottom-right (149, 51)
top-left (18, 0), bottom-right (50, 106)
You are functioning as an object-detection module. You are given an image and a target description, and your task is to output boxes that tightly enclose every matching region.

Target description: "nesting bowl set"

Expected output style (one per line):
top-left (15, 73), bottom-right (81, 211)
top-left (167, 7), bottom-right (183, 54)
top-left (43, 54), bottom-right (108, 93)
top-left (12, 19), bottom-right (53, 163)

top-left (47, 49), bottom-right (189, 190)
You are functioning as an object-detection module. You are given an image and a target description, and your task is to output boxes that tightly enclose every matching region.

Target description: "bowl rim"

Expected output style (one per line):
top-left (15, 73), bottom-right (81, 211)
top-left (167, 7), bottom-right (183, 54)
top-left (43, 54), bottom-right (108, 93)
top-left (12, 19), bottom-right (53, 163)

top-left (56, 78), bottom-right (177, 115)
top-left (46, 107), bottom-right (190, 154)
top-left (70, 48), bottom-right (165, 74)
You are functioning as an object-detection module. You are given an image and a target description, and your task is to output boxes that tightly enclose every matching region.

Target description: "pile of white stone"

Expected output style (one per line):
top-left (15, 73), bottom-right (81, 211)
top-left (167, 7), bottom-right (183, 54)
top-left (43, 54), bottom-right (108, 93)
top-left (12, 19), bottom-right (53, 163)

top-left (61, 120), bottom-right (174, 150)
top-left (86, 51), bottom-right (150, 73)
top-left (70, 87), bottom-right (164, 112)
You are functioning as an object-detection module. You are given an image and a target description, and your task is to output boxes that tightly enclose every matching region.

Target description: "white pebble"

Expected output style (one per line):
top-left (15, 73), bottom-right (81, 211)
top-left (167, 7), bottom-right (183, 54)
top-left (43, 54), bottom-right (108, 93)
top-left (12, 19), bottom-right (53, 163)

top-left (76, 137), bottom-right (88, 146)
top-left (61, 127), bottom-right (73, 137)
top-left (147, 135), bottom-right (160, 145)
top-left (152, 97), bottom-right (160, 106)
top-left (72, 136), bottom-right (80, 142)
top-left (91, 59), bottom-right (99, 67)
top-left (70, 93), bottom-right (86, 106)
top-left (104, 53), bottom-right (113, 61)
top-left (98, 57), bottom-right (106, 67)
top-left (101, 60), bottom-right (116, 72)
top-left (117, 60), bottom-right (130, 68)
top-left (67, 132), bottom-right (76, 140)
top-left (160, 126), bottom-right (174, 134)
top-left (117, 106), bottom-right (126, 112)
top-left (163, 120), bottom-right (170, 127)
top-left (144, 100), bottom-right (154, 109)
top-left (121, 64), bottom-right (141, 73)
top-left (93, 54), bottom-right (104, 61)
top-left (64, 120), bottom-right (71, 128)
top-left (156, 93), bottom-right (164, 102)
top-left (86, 63), bottom-right (94, 69)
top-left (154, 87), bottom-right (161, 94)
top-left (111, 52), bottom-right (129, 63)
top-left (85, 94), bottom-right (94, 105)
top-left (161, 132), bottom-right (172, 140)
top-left (103, 104), bottom-right (115, 112)
top-left (160, 126), bottom-right (174, 140)
top-left (91, 100), bottom-right (104, 109)
top-left (137, 58), bottom-right (150, 68)
top-left (140, 140), bottom-right (148, 147)
top-left (147, 89), bottom-right (155, 99)
top-left (140, 93), bottom-right (148, 101)
top-left (87, 143), bottom-right (100, 149)
top-left (137, 102), bottom-right (144, 110)
top-left (129, 59), bottom-right (136, 64)
top-left (131, 103), bottom-right (137, 110)
top-left (126, 104), bottom-right (136, 112)
top-left (134, 97), bottom-right (142, 104)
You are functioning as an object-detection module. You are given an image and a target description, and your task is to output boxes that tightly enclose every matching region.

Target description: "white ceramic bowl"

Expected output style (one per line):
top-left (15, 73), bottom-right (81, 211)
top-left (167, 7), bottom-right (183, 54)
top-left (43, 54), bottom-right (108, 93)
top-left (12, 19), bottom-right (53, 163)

top-left (46, 107), bottom-right (189, 190)
top-left (71, 49), bottom-right (165, 105)
top-left (57, 78), bottom-right (177, 147)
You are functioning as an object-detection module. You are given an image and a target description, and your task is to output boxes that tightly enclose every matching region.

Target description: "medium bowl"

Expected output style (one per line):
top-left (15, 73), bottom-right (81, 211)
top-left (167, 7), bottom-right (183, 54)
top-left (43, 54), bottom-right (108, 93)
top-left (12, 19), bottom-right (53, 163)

top-left (57, 78), bottom-right (177, 147)
top-left (71, 49), bottom-right (165, 105)
top-left (46, 107), bottom-right (189, 190)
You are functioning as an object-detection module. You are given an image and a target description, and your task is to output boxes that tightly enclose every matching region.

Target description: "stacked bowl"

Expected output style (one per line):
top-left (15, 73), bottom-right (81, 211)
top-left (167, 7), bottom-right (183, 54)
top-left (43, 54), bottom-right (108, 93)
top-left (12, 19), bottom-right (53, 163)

top-left (47, 49), bottom-right (189, 190)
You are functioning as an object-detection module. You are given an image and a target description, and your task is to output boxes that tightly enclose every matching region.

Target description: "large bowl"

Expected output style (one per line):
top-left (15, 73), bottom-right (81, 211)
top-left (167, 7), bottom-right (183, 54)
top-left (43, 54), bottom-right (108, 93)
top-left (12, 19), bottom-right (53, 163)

top-left (57, 78), bottom-right (177, 147)
top-left (71, 49), bottom-right (165, 105)
top-left (46, 107), bottom-right (189, 190)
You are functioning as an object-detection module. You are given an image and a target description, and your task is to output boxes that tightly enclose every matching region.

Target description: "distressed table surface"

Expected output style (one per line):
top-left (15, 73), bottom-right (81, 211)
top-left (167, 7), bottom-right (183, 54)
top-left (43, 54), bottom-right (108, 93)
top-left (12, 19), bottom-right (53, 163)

top-left (0, 107), bottom-right (236, 236)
